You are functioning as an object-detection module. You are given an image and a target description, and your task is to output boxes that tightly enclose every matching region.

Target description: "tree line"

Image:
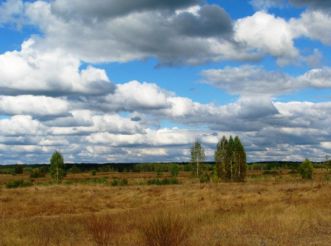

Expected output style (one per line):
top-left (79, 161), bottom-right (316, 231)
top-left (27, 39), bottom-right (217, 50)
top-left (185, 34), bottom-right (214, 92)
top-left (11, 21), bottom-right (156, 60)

top-left (43, 136), bottom-right (315, 184)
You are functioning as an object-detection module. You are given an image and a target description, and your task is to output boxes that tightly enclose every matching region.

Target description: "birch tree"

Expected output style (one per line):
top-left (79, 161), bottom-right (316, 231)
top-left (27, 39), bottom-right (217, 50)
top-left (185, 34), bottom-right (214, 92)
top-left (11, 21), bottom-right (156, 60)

top-left (191, 141), bottom-right (205, 177)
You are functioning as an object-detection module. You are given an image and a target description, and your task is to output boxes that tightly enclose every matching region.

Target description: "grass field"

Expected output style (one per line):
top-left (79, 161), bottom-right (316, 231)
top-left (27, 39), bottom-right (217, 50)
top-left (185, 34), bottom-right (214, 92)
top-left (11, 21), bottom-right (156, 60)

top-left (1, 168), bottom-right (331, 245)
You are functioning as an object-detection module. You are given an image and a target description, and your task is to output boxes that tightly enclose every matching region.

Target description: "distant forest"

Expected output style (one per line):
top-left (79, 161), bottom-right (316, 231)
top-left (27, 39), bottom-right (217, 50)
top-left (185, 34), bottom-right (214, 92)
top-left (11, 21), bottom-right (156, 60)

top-left (0, 161), bottom-right (328, 174)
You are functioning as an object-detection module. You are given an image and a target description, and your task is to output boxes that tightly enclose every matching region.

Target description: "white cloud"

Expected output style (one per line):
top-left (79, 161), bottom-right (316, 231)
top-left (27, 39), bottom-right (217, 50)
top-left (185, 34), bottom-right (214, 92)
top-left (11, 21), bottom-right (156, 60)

top-left (0, 39), bottom-right (113, 96)
top-left (1, 0), bottom-right (331, 164)
top-left (0, 95), bottom-right (69, 116)
top-left (290, 10), bottom-right (331, 45)
top-left (0, 0), bottom-right (23, 26)
top-left (106, 81), bottom-right (170, 111)
top-left (86, 128), bottom-right (217, 147)
top-left (20, 0), bottom-right (251, 66)
top-left (250, 0), bottom-right (286, 10)
top-left (0, 115), bottom-right (46, 136)
top-left (202, 66), bottom-right (331, 96)
top-left (234, 11), bottom-right (299, 65)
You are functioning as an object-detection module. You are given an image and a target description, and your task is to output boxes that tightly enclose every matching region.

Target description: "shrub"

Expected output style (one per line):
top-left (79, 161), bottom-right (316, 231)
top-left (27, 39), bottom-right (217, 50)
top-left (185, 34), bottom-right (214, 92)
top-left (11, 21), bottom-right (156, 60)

top-left (68, 165), bottom-right (81, 173)
top-left (199, 172), bottom-right (210, 183)
top-left (111, 178), bottom-right (128, 186)
top-left (6, 179), bottom-right (33, 189)
top-left (84, 177), bottom-right (108, 185)
top-left (147, 178), bottom-right (179, 185)
top-left (30, 168), bottom-right (46, 178)
top-left (262, 170), bottom-right (280, 176)
top-left (141, 211), bottom-right (190, 246)
top-left (170, 165), bottom-right (179, 177)
top-left (91, 170), bottom-right (97, 176)
top-left (183, 164), bottom-right (193, 172)
top-left (299, 159), bottom-right (313, 179)
top-left (14, 164), bottom-right (24, 174)
top-left (85, 215), bottom-right (115, 246)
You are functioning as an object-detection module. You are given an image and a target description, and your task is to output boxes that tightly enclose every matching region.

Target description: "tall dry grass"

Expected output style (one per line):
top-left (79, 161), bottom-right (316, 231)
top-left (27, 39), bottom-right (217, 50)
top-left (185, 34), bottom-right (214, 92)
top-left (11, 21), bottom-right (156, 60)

top-left (1, 170), bottom-right (331, 245)
top-left (85, 215), bottom-right (115, 246)
top-left (141, 211), bottom-right (190, 246)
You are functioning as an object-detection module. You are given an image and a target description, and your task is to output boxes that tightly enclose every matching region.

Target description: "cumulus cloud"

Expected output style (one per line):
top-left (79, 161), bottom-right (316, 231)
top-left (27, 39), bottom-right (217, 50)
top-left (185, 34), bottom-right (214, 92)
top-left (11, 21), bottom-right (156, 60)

top-left (202, 66), bottom-right (331, 96)
top-left (51, 0), bottom-right (201, 20)
top-left (290, 10), bottom-right (331, 45)
top-left (2, 0), bottom-right (328, 66)
top-left (1, 0), bottom-right (331, 164)
top-left (0, 115), bottom-right (46, 136)
top-left (290, 0), bottom-right (331, 10)
top-left (0, 39), bottom-right (114, 96)
top-left (0, 0), bottom-right (23, 26)
top-left (248, 3), bottom-right (331, 49)
top-left (19, 0), bottom-right (250, 66)
top-left (0, 95), bottom-right (69, 116)
top-left (251, 0), bottom-right (331, 10)
top-left (234, 11), bottom-right (299, 65)
top-left (173, 5), bottom-right (233, 37)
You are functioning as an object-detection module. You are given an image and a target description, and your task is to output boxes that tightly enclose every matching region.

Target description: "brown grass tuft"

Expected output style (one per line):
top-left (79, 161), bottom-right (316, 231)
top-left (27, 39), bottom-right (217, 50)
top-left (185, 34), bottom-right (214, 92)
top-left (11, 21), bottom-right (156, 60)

top-left (85, 214), bottom-right (116, 246)
top-left (141, 211), bottom-right (190, 246)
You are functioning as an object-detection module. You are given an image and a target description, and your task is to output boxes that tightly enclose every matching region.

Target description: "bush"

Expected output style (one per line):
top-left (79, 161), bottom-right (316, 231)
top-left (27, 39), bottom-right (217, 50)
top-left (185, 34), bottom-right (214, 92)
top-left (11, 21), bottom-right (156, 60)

top-left (299, 159), bottom-right (313, 179)
top-left (183, 164), bottom-right (193, 172)
top-left (141, 211), bottom-right (190, 246)
top-left (84, 177), bottom-right (108, 185)
top-left (14, 164), bottom-right (24, 174)
top-left (6, 179), bottom-right (33, 189)
top-left (111, 178), bottom-right (128, 186)
top-left (170, 165), bottom-right (179, 177)
top-left (30, 168), bottom-right (46, 178)
top-left (91, 170), bottom-right (97, 176)
top-left (199, 172), bottom-right (210, 183)
top-left (68, 165), bottom-right (81, 173)
top-left (85, 215), bottom-right (115, 246)
top-left (147, 178), bottom-right (179, 185)
top-left (262, 170), bottom-right (280, 176)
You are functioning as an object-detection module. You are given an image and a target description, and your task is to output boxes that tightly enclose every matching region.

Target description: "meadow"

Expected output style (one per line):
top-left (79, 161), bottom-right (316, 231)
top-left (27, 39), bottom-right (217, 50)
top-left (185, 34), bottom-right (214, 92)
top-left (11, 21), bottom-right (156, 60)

top-left (1, 164), bottom-right (331, 245)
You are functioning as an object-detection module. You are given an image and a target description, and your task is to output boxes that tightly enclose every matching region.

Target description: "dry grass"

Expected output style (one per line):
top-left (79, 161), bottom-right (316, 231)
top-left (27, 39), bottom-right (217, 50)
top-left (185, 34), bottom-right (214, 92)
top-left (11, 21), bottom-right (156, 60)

top-left (1, 170), bottom-right (331, 245)
top-left (85, 215), bottom-right (116, 246)
top-left (141, 211), bottom-right (190, 246)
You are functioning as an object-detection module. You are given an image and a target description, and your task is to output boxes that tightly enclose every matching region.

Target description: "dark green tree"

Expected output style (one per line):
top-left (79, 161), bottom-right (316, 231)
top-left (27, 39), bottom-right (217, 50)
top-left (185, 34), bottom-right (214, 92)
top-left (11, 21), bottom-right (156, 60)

top-left (14, 164), bottom-right (24, 175)
top-left (225, 136), bottom-right (235, 180)
top-left (234, 136), bottom-right (247, 181)
top-left (215, 136), bottom-right (228, 179)
top-left (191, 140), bottom-right (205, 177)
top-left (170, 164), bottom-right (179, 177)
top-left (215, 135), bottom-right (247, 182)
top-left (299, 159), bottom-right (313, 180)
top-left (49, 151), bottom-right (65, 183)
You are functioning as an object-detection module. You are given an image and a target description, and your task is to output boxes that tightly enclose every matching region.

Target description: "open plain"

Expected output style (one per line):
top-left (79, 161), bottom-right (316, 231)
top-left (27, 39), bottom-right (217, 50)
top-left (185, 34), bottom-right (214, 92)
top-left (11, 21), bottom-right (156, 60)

top-left (1, 168), bottom-right (331, 246)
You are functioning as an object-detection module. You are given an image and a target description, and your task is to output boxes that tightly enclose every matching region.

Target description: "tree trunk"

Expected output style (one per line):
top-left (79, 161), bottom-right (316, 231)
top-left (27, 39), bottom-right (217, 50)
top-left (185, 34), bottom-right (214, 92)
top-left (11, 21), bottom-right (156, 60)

top-left (57, 167), bottom-right (59, 183)
top-left (196, 159), bottom-right (199, 177)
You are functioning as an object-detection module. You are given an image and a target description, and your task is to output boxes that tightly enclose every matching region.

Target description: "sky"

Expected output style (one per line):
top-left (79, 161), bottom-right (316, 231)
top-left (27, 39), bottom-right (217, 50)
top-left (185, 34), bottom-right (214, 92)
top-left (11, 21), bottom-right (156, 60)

top-left (1, 0), bottom-right (331, 164)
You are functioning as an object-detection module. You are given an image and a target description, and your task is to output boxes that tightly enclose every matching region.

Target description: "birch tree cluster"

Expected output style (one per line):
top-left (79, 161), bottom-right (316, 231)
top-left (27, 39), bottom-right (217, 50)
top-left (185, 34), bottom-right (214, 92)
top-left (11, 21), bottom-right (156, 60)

top-left (215, 136), bottom-right (247, 182)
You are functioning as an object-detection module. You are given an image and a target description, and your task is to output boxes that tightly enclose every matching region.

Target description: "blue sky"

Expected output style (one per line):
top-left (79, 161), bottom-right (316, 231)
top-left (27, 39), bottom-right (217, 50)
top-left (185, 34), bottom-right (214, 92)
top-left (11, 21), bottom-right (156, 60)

top-left (1, 0), bottom-right (331, 164)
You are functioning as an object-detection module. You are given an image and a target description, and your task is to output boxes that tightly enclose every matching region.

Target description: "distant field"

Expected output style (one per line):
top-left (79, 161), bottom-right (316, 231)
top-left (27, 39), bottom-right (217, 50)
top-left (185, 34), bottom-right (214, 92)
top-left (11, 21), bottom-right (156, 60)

top-left (1, 168), bottom-right (331, 245)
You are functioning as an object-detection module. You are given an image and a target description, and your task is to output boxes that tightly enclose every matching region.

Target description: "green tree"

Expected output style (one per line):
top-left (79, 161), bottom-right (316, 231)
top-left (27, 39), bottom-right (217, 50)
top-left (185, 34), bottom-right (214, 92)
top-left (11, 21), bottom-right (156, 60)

top-left (299, 159), bottom-right (313, 180)
top-left (191, 140), bottom-right (205, 177)
top-left (225, 136), bottom-right (235, 180)
top-left (215, 136), bottom-right (228, 179)
top-left (234, 136), bottom-right (247, 181)
top-left (215, 135), bottom-right (247, 182)
top-left (49, 151), bottom-right (65, 183)
top-left (170, 164), bottom-right (179, 177)
top-left (14, 164), bottom-right (24, 175)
